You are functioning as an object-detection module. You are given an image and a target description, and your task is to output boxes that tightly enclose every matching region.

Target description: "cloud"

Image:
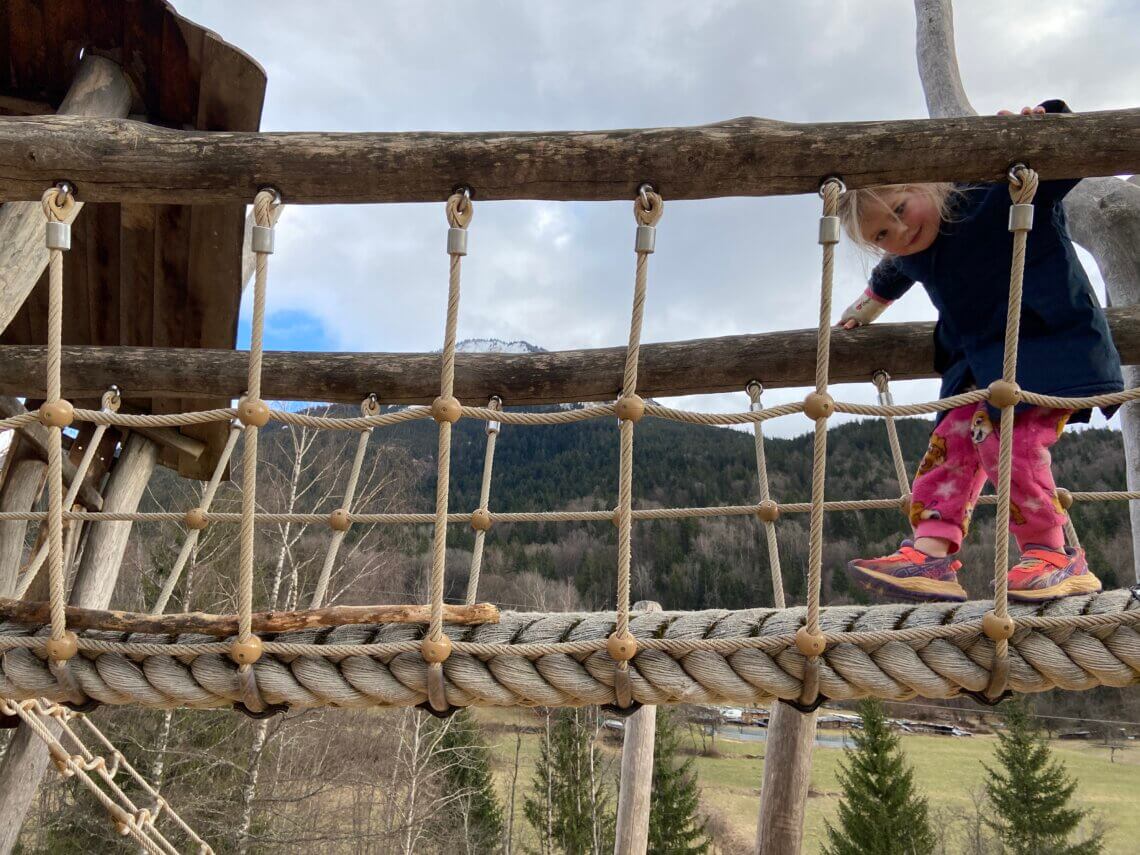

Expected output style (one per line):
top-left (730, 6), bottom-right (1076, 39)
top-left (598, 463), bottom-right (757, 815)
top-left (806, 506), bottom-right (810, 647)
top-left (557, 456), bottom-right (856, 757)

top-left (182, 0), bottom-right (1136, 437)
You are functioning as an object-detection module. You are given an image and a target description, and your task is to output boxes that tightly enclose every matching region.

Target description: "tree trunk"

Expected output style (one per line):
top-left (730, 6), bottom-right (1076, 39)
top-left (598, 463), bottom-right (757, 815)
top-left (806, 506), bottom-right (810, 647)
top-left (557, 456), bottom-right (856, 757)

top-left (0, 432), bottom-right (157, 853)
top-left (236, 720), bottom-right (271, 854)
top-left (755, 705), bottom-right (818, 855)
top-left (914, 0), bottom-right (1140, 582)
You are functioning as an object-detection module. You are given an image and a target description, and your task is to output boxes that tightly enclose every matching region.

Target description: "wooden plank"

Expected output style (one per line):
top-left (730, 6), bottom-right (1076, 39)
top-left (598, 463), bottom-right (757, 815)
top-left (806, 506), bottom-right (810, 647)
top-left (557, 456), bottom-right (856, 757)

top-left (150, 203), bottom-right (192, 472)
top-left (157, 10), bottom-right (201, 129)
top-left (0, 599), bottom-right (501, 636)
top-left (85, 203), bottom-right (121, 345)
top-left (2, 305), bottom-right (1138, 406)
top-left (118, 204), bottom-right (156, 347)
top-left (6, 0), bottom-right (46, 97)
top-left (41, 0), bottom-right (86, 98)
top-left (0, 110), bottom-right (1137, 204)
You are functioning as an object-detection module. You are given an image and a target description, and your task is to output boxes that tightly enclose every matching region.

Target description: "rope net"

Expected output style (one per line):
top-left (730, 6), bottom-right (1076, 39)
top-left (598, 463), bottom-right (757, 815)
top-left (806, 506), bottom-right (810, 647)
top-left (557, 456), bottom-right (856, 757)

top-left (0, 169), bottom-right (1137, 722)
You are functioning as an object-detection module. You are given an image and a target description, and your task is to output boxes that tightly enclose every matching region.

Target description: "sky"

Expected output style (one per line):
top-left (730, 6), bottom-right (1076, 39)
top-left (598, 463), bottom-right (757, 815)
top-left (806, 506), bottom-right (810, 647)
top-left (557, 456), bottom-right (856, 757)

top-left (177, 0), bottom-right (1139, 437)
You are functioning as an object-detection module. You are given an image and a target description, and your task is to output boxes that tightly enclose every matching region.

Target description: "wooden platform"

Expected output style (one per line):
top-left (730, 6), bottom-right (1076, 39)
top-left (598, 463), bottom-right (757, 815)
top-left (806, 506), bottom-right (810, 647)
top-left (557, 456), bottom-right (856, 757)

top-left (0, 0), bottom-right (266, 478)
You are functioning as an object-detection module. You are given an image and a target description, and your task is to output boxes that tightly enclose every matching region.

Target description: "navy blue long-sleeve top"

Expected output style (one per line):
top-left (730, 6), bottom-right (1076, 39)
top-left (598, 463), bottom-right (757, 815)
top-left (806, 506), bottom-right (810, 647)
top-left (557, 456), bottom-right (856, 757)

top-left (868, 109), bottom-right (1122, 424)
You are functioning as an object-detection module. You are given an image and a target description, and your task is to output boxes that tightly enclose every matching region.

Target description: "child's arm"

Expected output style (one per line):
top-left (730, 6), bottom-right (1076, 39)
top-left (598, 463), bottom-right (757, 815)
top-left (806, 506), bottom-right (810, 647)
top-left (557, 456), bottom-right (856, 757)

top-left (839, 257), bottom-right (915, 329)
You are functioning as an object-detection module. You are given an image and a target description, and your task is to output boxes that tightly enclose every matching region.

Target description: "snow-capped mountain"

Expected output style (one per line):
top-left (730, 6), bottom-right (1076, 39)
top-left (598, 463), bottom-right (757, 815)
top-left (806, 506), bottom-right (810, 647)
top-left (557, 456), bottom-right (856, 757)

top-left (455, 338), bottom-right (546, 354)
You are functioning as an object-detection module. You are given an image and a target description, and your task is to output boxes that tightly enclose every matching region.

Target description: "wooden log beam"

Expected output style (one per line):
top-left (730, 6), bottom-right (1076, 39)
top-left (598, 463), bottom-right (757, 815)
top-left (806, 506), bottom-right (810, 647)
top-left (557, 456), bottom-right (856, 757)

top-left (0, 110), bottom-right (1136, 204)
top-left (756, 704), bottom-right (817, 855)
top-left (0, 599), bottom-right (500, 636)
top-left (0, 306), bottom-right (1138, 406)
top-left (0, 56), bottom-right (132, 336)
top-left (614, 601), bottom-right (662, 855)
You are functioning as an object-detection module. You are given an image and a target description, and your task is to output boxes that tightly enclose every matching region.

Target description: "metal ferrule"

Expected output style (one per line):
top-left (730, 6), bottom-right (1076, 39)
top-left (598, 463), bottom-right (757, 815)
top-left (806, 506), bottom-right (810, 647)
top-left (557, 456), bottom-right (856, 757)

top-left (45, 221), bottom-right (71, 251)
top-left (251, 225), bottom-right (275, 254)
top-left (749, 400), bottom-right (764, 413)
top-left (634, 225), bottom-right (656, 254)
top-left (1008, 204), bottom-right (1034, 232)
top-left (818, 215), bottom-right (841, 245)
top-left (486, 419), bottom-right (501, 436)
top-left (877, 389), bottom-right (895, 406)
top-left (447, 227), bottom-right (468, 256)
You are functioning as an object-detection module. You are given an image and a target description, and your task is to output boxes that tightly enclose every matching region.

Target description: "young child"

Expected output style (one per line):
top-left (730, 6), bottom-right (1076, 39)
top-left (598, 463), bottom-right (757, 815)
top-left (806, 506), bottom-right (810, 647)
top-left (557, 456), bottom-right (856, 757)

top-left (838, 101), bottom-right (1123, 603)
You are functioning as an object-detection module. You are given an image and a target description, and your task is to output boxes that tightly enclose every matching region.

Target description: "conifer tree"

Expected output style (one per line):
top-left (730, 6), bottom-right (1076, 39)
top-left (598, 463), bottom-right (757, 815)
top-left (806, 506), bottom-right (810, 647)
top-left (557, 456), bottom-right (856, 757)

top-left (647, 708), bottom-right (711, 855)
top-left (524, 707), bottom-right (614, 854)
top-left (984, 699), bottom-right (1103, 855)
top-left (435, 709), bottom-right (505, 854)
top-left (822, 699), bottom-right (935, 855)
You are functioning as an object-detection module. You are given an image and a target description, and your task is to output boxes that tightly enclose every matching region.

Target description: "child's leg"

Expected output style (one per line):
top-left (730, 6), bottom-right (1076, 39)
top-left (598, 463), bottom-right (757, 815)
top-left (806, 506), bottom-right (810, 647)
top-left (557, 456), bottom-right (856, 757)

top-left (845, 404), bottom-right (982, 603)
top-left (908, 404), bottom-right (988, 554)
top-left (973, 406), bottom-right (1067, 550)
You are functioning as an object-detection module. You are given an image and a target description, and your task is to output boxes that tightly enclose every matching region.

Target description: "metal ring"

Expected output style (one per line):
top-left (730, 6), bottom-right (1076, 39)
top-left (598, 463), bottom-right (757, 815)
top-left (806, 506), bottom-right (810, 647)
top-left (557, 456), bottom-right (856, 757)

top-left (453, 185), bottom-right (473, 213)
top-left (1007, 163), bottom-right (1029, 188)
top-left (638, 183), bottom-right (654, 211)
top-left (55, 181), bottom-right (75, 200)
top-left (818, 176), bottom-right (846, 197)
top-left (746, 380), bottom-right (763, 397)
top-left (256, 186), bottom-right (283, 205)
top-left (488, 395), bottom-right (503, 410)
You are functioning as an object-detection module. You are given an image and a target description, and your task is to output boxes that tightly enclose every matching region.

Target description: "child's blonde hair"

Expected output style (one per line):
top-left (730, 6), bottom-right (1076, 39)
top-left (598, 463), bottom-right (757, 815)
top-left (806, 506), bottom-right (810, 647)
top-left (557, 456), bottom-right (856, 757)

top-left (837, 183), bottom-right (959, 255)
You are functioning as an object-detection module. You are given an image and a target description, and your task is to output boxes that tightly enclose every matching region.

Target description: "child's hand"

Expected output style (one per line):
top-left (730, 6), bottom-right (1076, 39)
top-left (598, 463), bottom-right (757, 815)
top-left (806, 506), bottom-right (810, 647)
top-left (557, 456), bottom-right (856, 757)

top-left (838, 288), bottom-right (891, 329)
top-left (997, 106), bottom-right (1046, 116)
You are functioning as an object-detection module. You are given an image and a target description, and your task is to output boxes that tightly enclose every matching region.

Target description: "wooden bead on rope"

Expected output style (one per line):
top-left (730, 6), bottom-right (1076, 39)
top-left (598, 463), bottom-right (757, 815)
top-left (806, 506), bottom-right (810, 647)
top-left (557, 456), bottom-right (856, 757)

top-left (329, 508), bottom-right (352, 532)
top-left (421, 635), bottom-right (453, 663)
top-left (1055, 488), bottom-right (1074, 510)
top-left (45, 631), bottom-right (79, 662)
top-left (229, 635), bottom-right (263, 666)
top-left (431, 395), bottom-right (462, 424)
top-left (615, 394), bottom-right (645, 423)
top-left (606, 632), bottom-right (638, 662)
top-left (185, 508), bottom-right (209, 531)
top-left (611, 507), bottom-right (622, 528)
top-left (756, 500), bottom-right (780, 523)
top-left (238, 397), bottom-right (271, 428)
top-left (38, 399), bottom-right (74, 428)
top-left (794, 626), bottom-right (826, 658)
top-left (982, 611), bottom-right (1015, 641)
top-left (470, 508), bottom-right (493, 531)
top-left (803, 391), bottom-right (834, 420)
top-left (987, 380), bottom-right (1021, 409)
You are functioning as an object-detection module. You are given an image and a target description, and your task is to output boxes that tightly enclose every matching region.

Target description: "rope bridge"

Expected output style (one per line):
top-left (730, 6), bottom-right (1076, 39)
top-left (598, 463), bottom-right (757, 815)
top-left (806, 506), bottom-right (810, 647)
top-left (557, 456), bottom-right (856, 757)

top-left (2, 162), bottom-right (1140, 721)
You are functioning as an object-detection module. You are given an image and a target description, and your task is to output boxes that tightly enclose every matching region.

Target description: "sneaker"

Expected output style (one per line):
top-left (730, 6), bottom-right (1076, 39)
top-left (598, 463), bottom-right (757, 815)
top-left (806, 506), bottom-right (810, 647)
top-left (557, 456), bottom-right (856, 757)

top-left (1007, 547), bottom-right (1102, 602)
top-left (846, 540), bottom-right (968, 603)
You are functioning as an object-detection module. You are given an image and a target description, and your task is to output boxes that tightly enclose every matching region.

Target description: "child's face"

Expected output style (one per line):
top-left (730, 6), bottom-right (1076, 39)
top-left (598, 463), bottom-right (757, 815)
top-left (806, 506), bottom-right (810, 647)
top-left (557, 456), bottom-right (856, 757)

top-left (859, 189), bottom-right (941, 256)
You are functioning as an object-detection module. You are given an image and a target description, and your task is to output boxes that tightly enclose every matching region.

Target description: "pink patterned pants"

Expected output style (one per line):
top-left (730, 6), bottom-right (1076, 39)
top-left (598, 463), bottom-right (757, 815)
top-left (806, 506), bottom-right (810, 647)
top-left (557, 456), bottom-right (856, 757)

top-left (909, 403), bottom-right (1070, 553)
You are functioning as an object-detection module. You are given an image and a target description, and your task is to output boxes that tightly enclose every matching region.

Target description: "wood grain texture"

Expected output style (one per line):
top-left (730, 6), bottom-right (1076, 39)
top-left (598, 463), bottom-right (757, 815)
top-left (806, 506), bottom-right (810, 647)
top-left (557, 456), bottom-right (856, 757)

top-left (756, 704), bottom-right (817, 855)
top-left (0, 599), bottom-right (500, 636)
top-left (0, 306), bottom-right (1136, 406)
top-left (0, 110), bottom-right (1136, 204)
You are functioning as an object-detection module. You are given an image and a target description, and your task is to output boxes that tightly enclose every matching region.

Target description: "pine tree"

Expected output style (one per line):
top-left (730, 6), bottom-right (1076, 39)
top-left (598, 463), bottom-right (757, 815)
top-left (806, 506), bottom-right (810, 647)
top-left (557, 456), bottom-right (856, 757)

top-left (822, 699), bottom-right (936, 855)
top-left (647, 708), bottom-right (711, 854)
top-left (524, 707), bottom-right (615, 854)
top-left (434, 709), bottom-right (505, 854)
top-left (984, 699), bottom-right (1103, 855)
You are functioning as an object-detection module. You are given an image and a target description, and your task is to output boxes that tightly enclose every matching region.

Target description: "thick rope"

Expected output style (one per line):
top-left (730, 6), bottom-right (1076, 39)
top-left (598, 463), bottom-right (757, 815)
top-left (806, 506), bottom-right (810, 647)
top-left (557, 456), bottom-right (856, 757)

top-left (1, 592), bottom-right (1135, 710)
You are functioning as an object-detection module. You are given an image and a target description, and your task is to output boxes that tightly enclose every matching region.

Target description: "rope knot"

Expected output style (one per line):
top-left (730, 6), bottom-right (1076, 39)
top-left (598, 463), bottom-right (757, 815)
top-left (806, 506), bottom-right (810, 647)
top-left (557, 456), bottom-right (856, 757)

top-left (1008, 165), bottom-right (1039, 205)
top-left (41, 185), bottom-right (75, 222)
top-left (819, 177), bottom-right (844, 216)
top-left (633, 189), bottom-right (664, 226)
top-left (446, 190), bottom-right (474, 228)
top-left (253, 188), bottom-right (281, 227)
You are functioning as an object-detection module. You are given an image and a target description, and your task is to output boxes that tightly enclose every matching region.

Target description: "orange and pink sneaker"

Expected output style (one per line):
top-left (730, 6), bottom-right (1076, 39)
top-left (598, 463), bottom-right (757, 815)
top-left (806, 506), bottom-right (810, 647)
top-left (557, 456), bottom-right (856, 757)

top-left (846, 541), bottom-right (968, 603)
top-left (1007, 547), bottom-right (1102, 602)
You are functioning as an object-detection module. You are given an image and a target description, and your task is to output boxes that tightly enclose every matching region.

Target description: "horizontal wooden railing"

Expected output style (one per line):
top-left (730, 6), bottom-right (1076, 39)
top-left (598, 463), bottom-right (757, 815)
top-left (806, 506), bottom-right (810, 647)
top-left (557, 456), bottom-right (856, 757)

top-left (0, 110), bottom-right (1136, 203)
top-left (2, 306), bottom-right (1138, 406)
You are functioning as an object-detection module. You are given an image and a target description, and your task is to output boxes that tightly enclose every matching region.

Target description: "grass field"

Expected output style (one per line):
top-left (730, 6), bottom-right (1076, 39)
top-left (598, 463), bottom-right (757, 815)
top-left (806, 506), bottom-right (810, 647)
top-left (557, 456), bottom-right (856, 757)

top-left (477, 708), bottom-right (1140, 854)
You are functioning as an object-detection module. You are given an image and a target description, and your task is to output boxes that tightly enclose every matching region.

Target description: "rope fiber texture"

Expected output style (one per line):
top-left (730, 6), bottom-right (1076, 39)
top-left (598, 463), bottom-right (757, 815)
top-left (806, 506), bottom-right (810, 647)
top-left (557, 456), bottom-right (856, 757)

top-left (0, 591), bottom-right (1135, 710)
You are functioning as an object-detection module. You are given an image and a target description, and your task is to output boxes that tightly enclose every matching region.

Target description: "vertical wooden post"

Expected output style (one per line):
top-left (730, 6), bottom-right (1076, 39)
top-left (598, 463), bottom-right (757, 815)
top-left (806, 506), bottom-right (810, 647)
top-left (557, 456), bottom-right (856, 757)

top-left (0, 433), bottom-right (158, 854)
top-left (614, 601), bottom-right (661, 855)
top-left (0, 438), bottom-right (47, 596)
top-left (756, 704), bottom-right (818, 855)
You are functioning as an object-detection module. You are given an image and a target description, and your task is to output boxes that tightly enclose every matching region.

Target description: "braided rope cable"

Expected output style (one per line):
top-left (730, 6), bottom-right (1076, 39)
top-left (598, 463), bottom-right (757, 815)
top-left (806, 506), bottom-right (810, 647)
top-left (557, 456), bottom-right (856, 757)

top-left (747, 383), bottom-right (786, 610)
top-left (988, 167), bottom-right (1040, 697)
top-left (309, 398), bottom-right (376, 609)
top-left (152, 425), bottom-right (242, 614)
top-left (40, 188), bottom-right (70, 646)
top-left (1, 593), bottom-right (1137, 709)
top-left (465, 397), bottom-right (501, 605)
